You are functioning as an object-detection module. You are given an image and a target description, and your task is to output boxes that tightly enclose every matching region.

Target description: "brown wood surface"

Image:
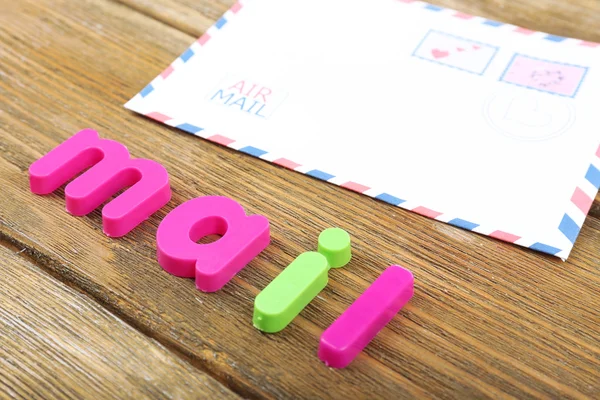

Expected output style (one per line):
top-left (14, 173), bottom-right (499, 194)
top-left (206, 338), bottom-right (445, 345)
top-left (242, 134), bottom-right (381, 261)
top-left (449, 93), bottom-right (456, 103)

top-left (1, 0), bottom-right (599, 398)
top-left (0, 244), bottom-right (237, 399)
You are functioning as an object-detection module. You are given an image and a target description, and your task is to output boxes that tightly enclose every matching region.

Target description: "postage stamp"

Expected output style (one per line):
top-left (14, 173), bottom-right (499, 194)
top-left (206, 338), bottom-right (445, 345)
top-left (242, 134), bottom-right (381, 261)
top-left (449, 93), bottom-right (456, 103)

top-left (412, 30), bottom-right (499, 75)
top-left (499, 54), bottom-right (588, 98)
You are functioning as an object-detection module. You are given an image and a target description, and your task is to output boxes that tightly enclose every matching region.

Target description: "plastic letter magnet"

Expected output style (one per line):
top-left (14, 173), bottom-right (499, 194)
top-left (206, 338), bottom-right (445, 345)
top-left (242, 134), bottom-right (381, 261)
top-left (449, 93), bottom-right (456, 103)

top-left (318, 265), bottom-right (414, 368)
top-left (253, 228), bottom-right (352, 333)
top-left (156, 196), bottom-right (270, 292)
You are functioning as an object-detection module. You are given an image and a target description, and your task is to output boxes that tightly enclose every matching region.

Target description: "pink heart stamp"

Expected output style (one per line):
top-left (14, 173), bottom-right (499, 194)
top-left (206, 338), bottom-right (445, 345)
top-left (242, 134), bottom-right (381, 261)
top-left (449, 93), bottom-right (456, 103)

top-left (431, 49), bottom-right (449, 59)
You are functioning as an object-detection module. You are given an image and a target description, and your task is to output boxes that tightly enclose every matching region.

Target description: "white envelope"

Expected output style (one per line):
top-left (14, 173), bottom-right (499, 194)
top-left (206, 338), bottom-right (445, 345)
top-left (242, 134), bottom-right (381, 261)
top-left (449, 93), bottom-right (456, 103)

top-left (126, 0), bottom-right (600, 259)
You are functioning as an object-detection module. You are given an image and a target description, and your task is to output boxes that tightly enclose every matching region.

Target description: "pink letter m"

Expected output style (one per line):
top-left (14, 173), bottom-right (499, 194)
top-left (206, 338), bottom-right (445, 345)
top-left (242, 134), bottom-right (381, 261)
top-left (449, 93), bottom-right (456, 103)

top-left (29, 129), bottom-right (171, 237)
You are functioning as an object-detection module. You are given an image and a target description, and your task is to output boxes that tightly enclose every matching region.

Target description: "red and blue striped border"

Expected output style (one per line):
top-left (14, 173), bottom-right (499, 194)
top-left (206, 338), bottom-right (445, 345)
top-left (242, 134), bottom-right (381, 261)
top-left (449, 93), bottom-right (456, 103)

top-left (129, 0), bottom-right (600, 259)
top-left (558, 147), bottom-right (600, 246)
top-left (397, 0), bottom-right (599, 48)
top-left (143, 109), bottom-right (600, 258)
top-left (135, 1), bottom-right (243, 100)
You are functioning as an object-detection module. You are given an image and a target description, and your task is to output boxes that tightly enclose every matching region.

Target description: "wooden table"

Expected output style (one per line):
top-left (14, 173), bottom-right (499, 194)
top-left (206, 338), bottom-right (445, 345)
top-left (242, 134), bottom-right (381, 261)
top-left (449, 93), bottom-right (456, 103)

top-left (1, 0), bottom-right (599, 398)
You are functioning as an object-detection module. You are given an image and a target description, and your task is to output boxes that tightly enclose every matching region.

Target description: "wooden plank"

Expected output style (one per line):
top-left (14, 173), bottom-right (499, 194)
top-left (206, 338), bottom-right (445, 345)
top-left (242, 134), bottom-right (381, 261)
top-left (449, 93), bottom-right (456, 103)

top-left (114, 0), bottom-right (232, 37)
top-left (0, 243), bottom-right (238, 399)
top-left (114, 0), bottom-right (600, 42)
top-left (592, 192), bottom-right (600, 219)
top-left (1, 0), bottom-right (599, 398)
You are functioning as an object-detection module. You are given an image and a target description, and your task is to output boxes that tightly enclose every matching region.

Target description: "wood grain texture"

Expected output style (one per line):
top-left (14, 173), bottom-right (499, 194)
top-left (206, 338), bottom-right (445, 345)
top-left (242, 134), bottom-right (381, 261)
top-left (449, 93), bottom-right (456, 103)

top-left (113, 0), bottom-right (233, 37)
top-left (114, 0), bottom-right (600, 42)
top-left (0, 244), bottom-right (237, 400)
top-left (1, 0), bottom-right (599, 399)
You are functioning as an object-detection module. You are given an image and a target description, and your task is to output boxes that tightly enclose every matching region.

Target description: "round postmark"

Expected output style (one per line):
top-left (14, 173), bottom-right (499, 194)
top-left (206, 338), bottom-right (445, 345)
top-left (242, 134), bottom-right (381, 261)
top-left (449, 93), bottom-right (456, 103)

top-left (483, 91), bottom-right (575, 141)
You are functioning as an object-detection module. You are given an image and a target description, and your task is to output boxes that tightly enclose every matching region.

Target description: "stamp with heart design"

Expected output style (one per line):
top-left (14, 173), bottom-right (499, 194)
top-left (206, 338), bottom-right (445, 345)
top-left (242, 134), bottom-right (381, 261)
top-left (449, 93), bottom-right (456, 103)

top-left (413, 30), bottom-right (498, 75)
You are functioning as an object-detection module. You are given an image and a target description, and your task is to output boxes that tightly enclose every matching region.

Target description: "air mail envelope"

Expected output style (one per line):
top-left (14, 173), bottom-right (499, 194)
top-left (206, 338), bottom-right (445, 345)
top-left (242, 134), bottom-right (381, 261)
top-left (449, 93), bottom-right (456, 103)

top-left (125, 0), bottom-right (600, 259)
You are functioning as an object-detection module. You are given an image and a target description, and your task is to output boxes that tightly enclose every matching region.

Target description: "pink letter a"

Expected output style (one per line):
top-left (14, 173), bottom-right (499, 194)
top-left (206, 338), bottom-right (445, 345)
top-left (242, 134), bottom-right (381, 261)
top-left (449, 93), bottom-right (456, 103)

top-left (156, 196), bottom-right (270, 292)
top-left (29, 129), bottom-right (171, 237)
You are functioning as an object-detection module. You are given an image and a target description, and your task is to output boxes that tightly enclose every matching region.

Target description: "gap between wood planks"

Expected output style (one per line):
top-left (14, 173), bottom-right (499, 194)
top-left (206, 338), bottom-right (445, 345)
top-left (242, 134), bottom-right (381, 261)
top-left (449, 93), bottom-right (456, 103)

top-left (107, 0), bottom-right (600, 43)
top-left (0, 224), bottom-right (261, 399)
top-left (0, 239), bottom-right (239, 399)
top-left (109, 0), bottom-right (229, 38)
